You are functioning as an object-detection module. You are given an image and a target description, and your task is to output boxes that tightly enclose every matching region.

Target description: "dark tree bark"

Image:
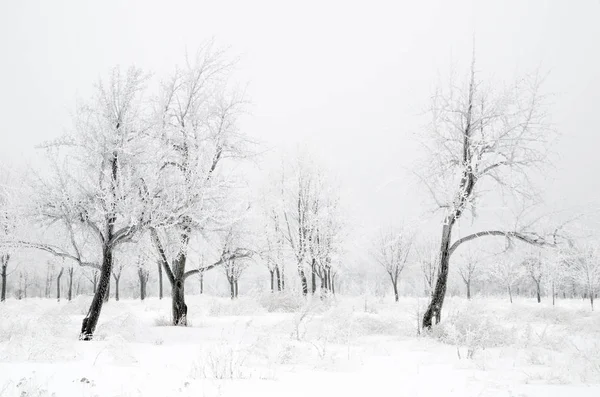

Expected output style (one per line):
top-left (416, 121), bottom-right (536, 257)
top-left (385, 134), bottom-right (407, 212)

top-left (281, 268), bottom-right (285, 290)
top-left (199, 271), bottom-right (203, 295)
top-left (535, 281), bottom-right (541, 303)
top-left (275, 266), bottom-right (282, 291)
top-left (103, 278), bottom-right (110, 302)
top-left (80, 247), bottom-right (113, 340)
top-left (157, 260), bottom-right (163, 300)
top-left (56, 268), bottom-right (64, 301)
top-left (1, 256), bottom-right (7, 302)
top-left (393, 280), bottom-right (399, 302)
top-left (172, 278), bottom-right (187, 325)
top-left (229, 277), bottom-right (235, 299)
top-left (423, 220), bottom-right (454, 329)
top-left (299, 269), bottom-right (308, 296)
top-left (466, 281), bottom-right (471, 300)
top-left (67, 267), bottom-right (74, 301)
top-left (311, 259), bottom-right (317, 294)
top-left (269, 269), bottom-right (274, 292)
top-left (235, 279), bottom-right (239, 298)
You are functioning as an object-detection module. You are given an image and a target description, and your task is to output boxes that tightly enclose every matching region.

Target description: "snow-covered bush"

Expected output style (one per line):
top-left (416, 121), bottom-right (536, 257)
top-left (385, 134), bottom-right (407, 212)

top-left (431, 308), bottom-right (514, 359)
top-left (258, 291), bottom-right (305, 313)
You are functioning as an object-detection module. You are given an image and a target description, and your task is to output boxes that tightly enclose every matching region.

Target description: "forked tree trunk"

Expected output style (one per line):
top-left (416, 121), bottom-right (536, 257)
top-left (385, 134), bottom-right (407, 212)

top-left (157, 260), bottom-right (163, 300)
top-left (423, 220), bottom-right (454, 329)
top-left (57, 268), bottom-right (64, 302)
top-left (80, 249), bottom-right (113, 340)
top-left (172, 278), bottom-right (187, 326)
top-left (67, 267), bottom-right (74, 301)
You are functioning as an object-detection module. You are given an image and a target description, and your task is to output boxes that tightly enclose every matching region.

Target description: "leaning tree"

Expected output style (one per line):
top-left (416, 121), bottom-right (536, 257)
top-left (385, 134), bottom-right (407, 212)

top-left (418, 54), bottom-right (559, 329)
top-left (15, 67), bottom-right (152, 339)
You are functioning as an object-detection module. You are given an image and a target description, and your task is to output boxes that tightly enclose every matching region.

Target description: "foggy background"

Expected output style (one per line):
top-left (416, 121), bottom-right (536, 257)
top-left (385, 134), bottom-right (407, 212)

top-left (1, 0), bottom-right (599, 250)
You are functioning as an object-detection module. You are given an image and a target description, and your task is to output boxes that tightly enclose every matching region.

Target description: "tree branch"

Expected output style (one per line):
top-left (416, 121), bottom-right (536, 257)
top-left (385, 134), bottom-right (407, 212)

top-left (449, 230), bottom-right (553, 256)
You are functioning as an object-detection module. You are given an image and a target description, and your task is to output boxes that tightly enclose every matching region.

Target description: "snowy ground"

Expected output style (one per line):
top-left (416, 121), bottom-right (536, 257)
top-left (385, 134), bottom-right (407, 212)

top-left (1, 294), bottom-right (600, 397)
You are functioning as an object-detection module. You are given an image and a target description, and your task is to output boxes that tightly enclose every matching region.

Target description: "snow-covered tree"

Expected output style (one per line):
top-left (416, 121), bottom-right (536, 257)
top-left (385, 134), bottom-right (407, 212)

top-left (417, 52), bottom-right (558, 328)
top-left (489, 255), bottom-right (524, 303)
top-left (372, 226), bottom-right (413, 302)
top-left (564, 244), bottom-right (600, 310)
top-left (18, 66), bottom-right (152, 339)
top-left (147, 42), bottom-right (252, 325)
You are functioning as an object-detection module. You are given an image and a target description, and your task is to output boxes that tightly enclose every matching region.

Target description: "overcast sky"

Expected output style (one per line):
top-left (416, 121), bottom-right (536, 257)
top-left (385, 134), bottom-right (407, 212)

top-left (1, 0), bottom-right (599, 241)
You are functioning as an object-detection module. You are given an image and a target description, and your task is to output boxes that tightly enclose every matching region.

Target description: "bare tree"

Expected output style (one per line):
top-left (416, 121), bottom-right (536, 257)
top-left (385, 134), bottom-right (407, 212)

top-left (415, 240), bottom-right (439, 298)
top-left (564, 244), bottom-right (600, 310)
top-left (417, 52), bottom-right (557, 328)
top-left (112, 261), bottom-right (125, 302)
top-left (523, 252), bottom-right (545, 303)
top-left (372, 226), bottom-right (412, 302)
top-left (489, 255), bottom-right (523, 303)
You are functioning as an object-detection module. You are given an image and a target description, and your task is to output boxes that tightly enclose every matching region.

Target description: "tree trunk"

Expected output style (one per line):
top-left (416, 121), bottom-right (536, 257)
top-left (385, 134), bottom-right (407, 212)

top-left (281, 269), bottom-right (285, 290)
top-left (466, 280), bottom-right (471, 300)
top-left (172, 278), bottom-right (187, 325)
top-left (157, 260), bottom-right (163, 300)
top-left (104, 278), bottom-right (110, 302)
top-left (275, 266), bottom-right (282, 291)
top-left (139, 271), bottom-right (146, 301)
top-left (536, 281), bottom-right (541, 303)
top-left (1, 263), bottom-right (6, 302)
top-left (311, 259), bottom-right (317, 294)
top-left (199, 271), bottom-right (203, 295)
top-left (508, 285), bottom-right (513, 303)
top-left (270, 269), bottom-right (274, 292)
top-left (423, 220), bottom-right (454, 329)
top-left (331, 274), bottom-right (336, 295)
top-left (57, 268), bottom-right (64, 302)
top-left (590, 288), bottom-right (594, 311)
top-left (80, 249), bottom-right (113, 340)
top-left (113, 275), bottom-right (120, 302)
top-left (392, 280), bottom-right (399, 302)
top-left (299, 268), bottom-right (308, 296)
top-left (229, 277), bottom-right (235, 300)
top-left (68, 267), bottom-right (74, 301)
top-left (235, 279), bottom-right (239, 298)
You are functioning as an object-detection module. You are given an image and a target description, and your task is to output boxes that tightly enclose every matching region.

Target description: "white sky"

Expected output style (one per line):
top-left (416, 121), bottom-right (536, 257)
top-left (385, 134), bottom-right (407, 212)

top-left (1, 0), bottom-right (599, 242)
